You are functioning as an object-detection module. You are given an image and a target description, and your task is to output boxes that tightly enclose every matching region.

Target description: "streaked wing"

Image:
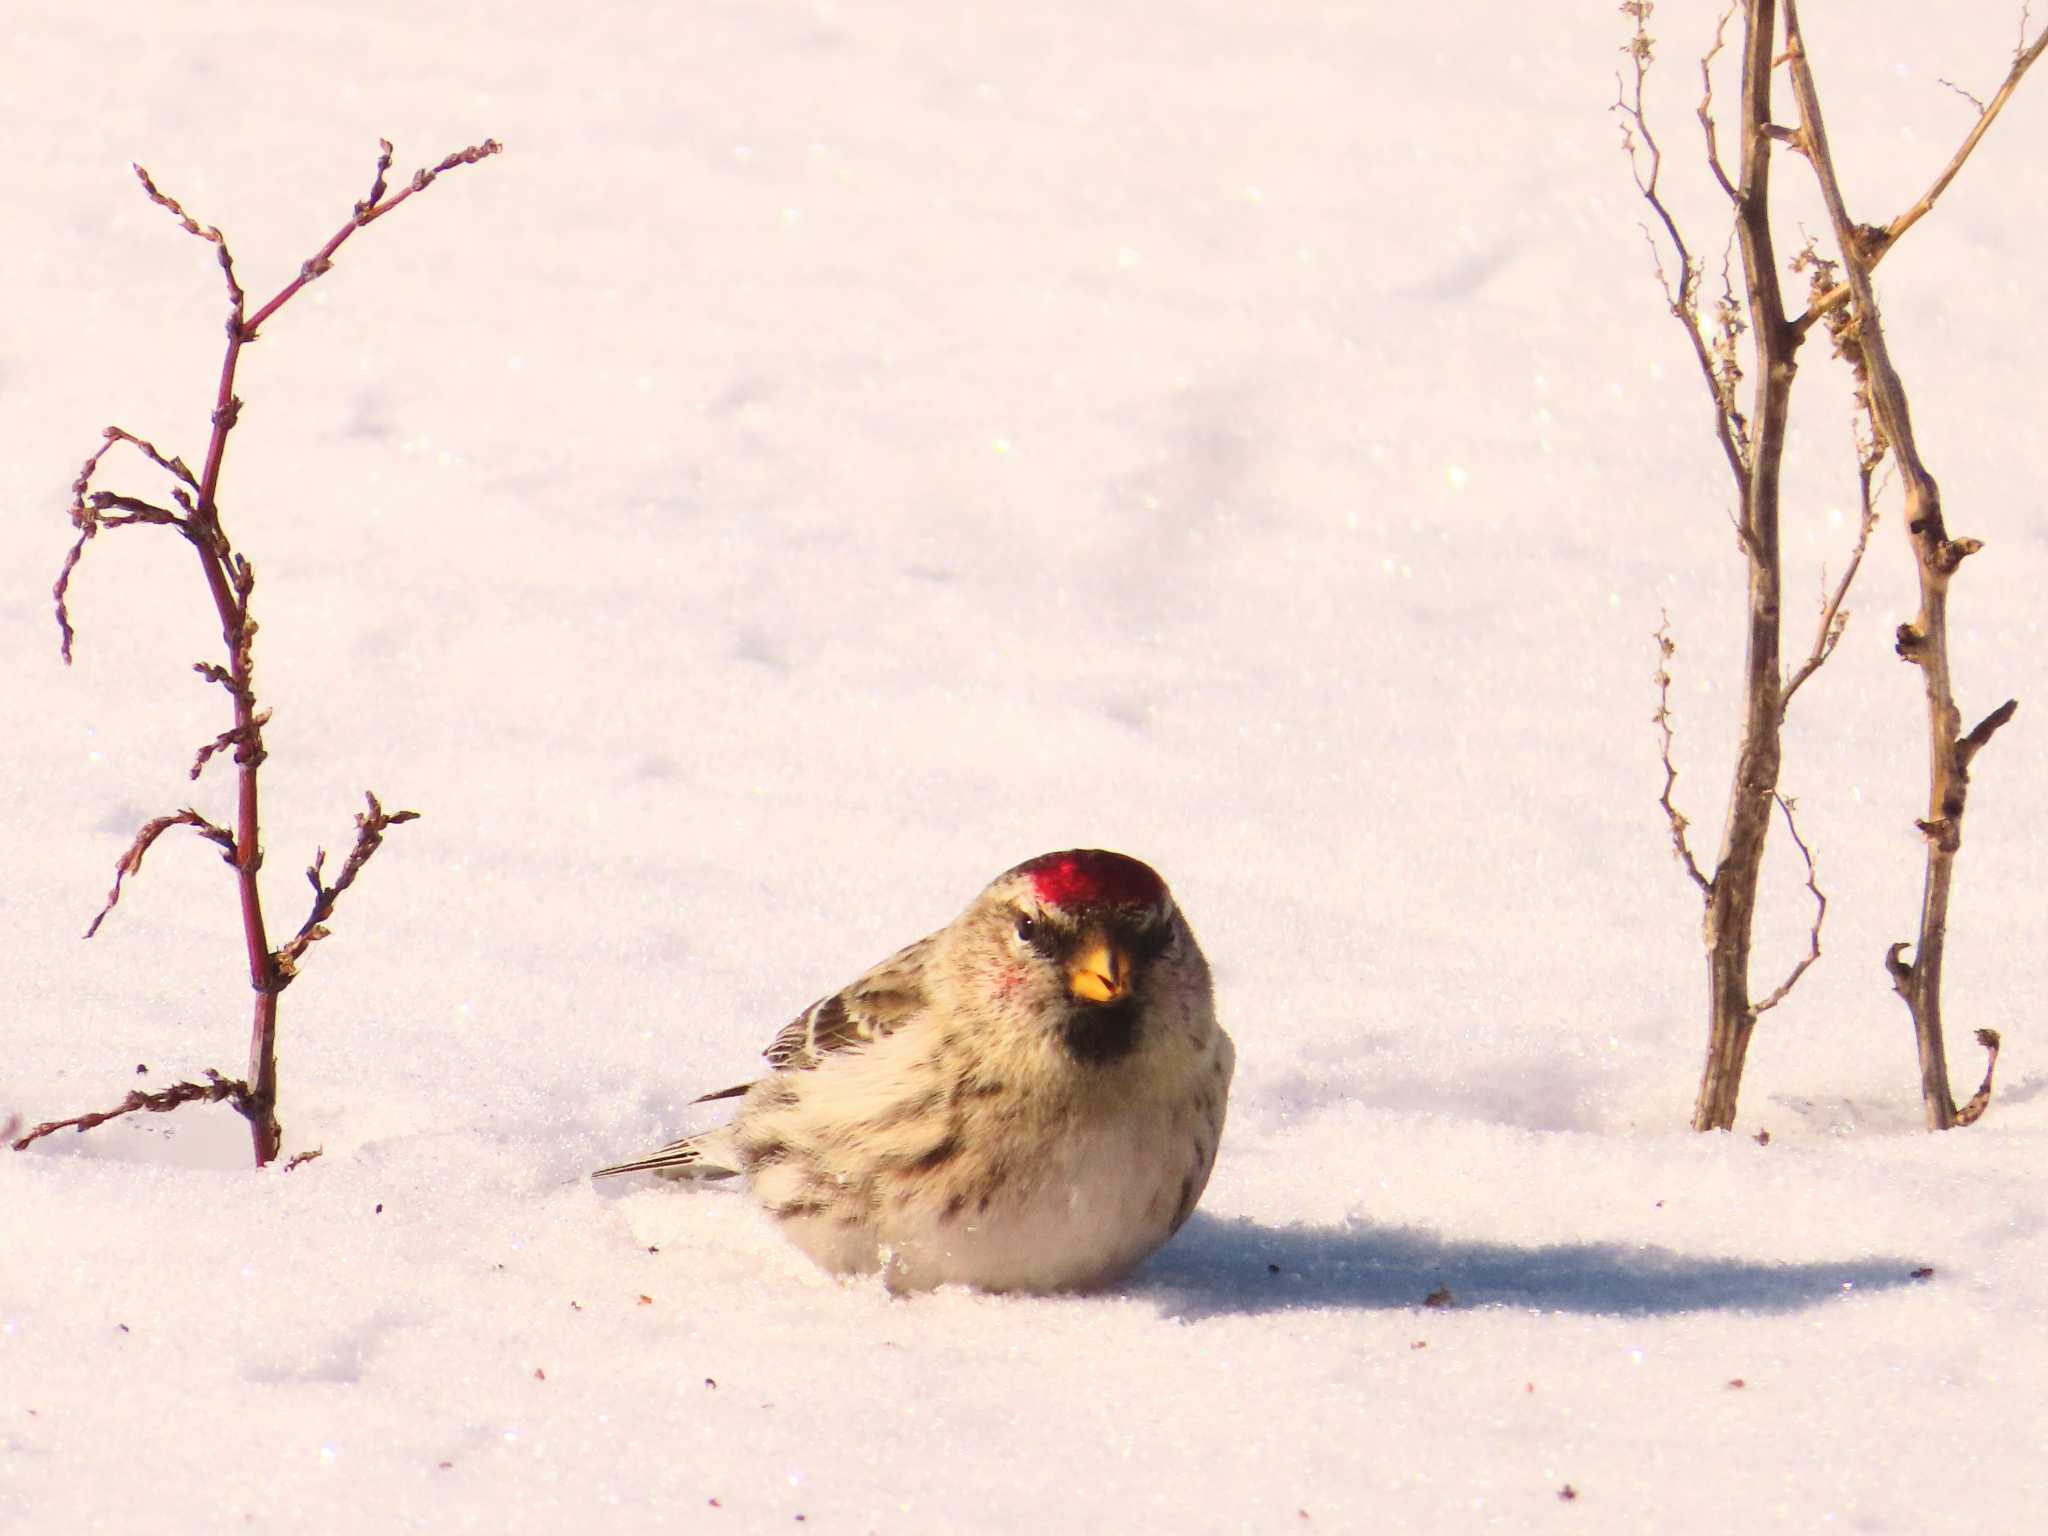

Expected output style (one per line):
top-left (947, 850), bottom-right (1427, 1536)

top-left (762, 934), bottom-right (934, 1073)
top-left (595, 935), bottom-right (936, 1181)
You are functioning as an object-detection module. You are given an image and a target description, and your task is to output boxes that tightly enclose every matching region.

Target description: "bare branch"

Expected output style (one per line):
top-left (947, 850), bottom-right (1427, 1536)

top-left (1785, 0), bottom-right (2026, 1130)
top-left (1796, 17), bottom-right (2048, 334)
top-left (85, 809), bottom-right (239, 939)
top-left (1614, 11), bottom-right (1750, 482)
top-left (1697, 2), bottom-right (1742, 200)
top-left (132, 163), bottom-right (243, 311)
top-left (36, 137), bottom-right (495, 1168)
top-left (1653, 615), bottom-right (1711, 895)
top-left (272, 792), bottom-right (421, 981)
top-left (10, 1070), bottom-right (248, 1151)
top-left (102, 427), bottom-right (200, 491)
top-left (54, 428), bottom-right (207, 661)
top-left (1953, 1029), bottom-right (2003, 1126)
top-left (1781, 445), bottom-right (1878, 715)
top-left (189, 709), bottom-right (272, 781)
top-left (1936, 76), bottom-right (1989, 116)
top-left (1750, 793), bottom-right (1826, 1015)
top-left (1957, 698), bottom-right (2019, 769)
top-left (242, 138), bottom-right (503, 337)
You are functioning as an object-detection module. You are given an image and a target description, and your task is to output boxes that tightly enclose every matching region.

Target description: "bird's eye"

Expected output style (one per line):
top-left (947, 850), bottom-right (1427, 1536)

top-left (1133, 921), bottom-right (1175, 960)
top-left (1013, 912), bottom-right (1038, 945)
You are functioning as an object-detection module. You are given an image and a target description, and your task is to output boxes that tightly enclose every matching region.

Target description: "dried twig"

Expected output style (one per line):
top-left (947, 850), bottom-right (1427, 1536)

top-left (10, 1071), bottom-right (249, 1151)
top-left (273, 793), bottom-right (421, 981)
top-left (86, 809), bottom-right (238, 939)
top-left (1652, 616), bottom-right (1710, 895)
top-left (1784, 0), bottom-right (2023, 1128)
top-left (1953, 1030), bottom-right (2003, 1126)
top-left (26, 138), bottom-right (493, 1168)
top-left (1614, 10), bottom-right (1750, 483)
top-left (1781, 447), bottom-right (1878, 714)
top-left (1795, 16), bottom-right (2048, 335)
top-left (1749, 794), bottom-right (1826, 1016)
top-left (1623, 1), bottom-right (1819, 1132)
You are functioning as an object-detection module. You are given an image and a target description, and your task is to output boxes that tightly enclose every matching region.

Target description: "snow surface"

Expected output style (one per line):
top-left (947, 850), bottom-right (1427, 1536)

top-left (6, 1), bottom-right (2048, 1530)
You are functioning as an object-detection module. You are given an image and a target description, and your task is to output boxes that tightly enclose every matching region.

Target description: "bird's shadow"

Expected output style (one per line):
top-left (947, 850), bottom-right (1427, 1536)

top-left (1135, 1212), bottom-right (1927, 1320)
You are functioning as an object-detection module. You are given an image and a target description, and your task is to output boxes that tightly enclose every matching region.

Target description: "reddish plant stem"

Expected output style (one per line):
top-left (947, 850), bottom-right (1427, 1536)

top-left (136, 139), bottom-right (498, 1166)
top-left (182, 294), bottom-right (283, 1162)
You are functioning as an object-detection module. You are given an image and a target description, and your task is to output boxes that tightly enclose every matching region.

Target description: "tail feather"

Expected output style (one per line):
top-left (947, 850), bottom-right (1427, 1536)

top-left (592, 1132), bottom-right (741, 1182)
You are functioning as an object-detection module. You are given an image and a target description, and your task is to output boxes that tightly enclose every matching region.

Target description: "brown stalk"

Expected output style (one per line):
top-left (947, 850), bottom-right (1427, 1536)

top-left (1620, 2), bottom-right (1818, 1131)
top-left (1782, 0), bottom-right (2016, 1129)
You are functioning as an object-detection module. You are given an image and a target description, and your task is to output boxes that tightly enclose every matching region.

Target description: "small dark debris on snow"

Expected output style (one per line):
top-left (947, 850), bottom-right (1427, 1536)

top-left (534, 1368), bottom-right (546, 1381)
top-left (1753, 1129), bottom-right (1771, 1146)
top-left (438, 1461), bottom-right (453, 1471)
top-left (708, 1498), bottom-right (721, 1509)
top-left (570, 1300), bottom-right (583, 1311)
top-left (1726, 1378), bottom-right (1746, 1390)
top-left (1267, 1263), bottom-right (1282, 1275)
top-left (638, 1294), bottom-right (654, 1305)
top-left (647, 1245), bottom-right (660, 1255)
top-left (1423, 1285), bottom-right (1454, 1308)
top-left (1410, 1340), bottom-right (1428, 1350)
top-left (374, 1203), bottom-right (384, 1214)
top-left (282, 1148), bottom-right (324, 1172)
top-left (135, 1063), bottom-right (149, 1075)
top-left (117, 1323), bottom-right (130, 1334)
top-left (705, 1377), bottom-right (718, 1389)
top-left (1910, 1266), bottom-right (1935, 1280)
top-left (1557, 1484), bottom-right (1578, 1502)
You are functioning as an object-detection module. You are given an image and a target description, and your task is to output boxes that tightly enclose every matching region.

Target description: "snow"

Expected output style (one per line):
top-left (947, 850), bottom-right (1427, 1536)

top-left (6, 1), bottom-right (2048, 1530)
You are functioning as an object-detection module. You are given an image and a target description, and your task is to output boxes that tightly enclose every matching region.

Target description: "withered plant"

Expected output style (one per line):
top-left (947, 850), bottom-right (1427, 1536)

top-left (1618, 2), bottom-right (2029, 1131)
top-left (11, 138), bottom-right (501, 1168)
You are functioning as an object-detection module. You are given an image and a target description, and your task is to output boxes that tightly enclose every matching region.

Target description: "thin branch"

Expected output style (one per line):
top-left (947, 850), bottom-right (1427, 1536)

top-left (1796, 17), bottom-right (2048, 335)
top-left (55, 429), bottom-right (206, 662)
top-left (189, 709), bottom-right (272, 781)
top-left (1750, 793), bottom-right (1826, 1015)
top-left (1953, 1029), bottom-right (2003, 1126)
top-left (1956, 698), bottom-right (2019, 770)
top-left (1614, 8), bottom-right (1750, 482)
top-left (133, 162), bottom-right (243, 311)
top-left (1697, 2), bottom-right (1743, 200)
top-left (241, 138), bottom-right (502, 338)
top-left (272, 792), bottom-right (421, 981)
top-left (1653, 615), bottom-right (1711, 895)
top-left (101, 427), bottom-right (200, 491)
top-left (10, 1071), bottom-right (249, 1151)
top-left (1781, 447), bottom-right (1878, 714)
top-left (1936, 76), bottom-right (1989, 116)
top-left (85, 809), bottom-right (239, 939)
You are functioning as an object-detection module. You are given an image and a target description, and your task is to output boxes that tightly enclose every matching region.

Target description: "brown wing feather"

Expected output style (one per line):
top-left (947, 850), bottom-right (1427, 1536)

top-left (761, 934), bottom-right (934, 1074)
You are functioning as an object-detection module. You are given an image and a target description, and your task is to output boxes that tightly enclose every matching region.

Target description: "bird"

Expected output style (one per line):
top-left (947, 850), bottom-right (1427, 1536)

top-left (595, 848), bottom-right (1232, 1294)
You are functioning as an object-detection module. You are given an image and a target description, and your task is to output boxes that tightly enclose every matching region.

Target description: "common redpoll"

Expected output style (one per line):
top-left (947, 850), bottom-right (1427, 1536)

top-left (596, 849), bottom-right (1233, 1294)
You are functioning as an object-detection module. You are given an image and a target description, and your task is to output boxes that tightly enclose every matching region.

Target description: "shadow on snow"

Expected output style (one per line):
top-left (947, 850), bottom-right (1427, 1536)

top-left (1136, 1212), bottom-right (1926, 1320)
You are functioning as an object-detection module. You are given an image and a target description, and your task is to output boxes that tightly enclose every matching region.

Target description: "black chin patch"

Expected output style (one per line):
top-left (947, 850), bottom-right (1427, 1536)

top-left (1060, 995), bottom-right (1142, 1066)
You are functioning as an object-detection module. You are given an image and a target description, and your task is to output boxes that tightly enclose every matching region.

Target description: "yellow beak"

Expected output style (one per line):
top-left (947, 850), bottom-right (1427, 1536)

top-left (1068, 934), bottom-right (1129, 1004)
